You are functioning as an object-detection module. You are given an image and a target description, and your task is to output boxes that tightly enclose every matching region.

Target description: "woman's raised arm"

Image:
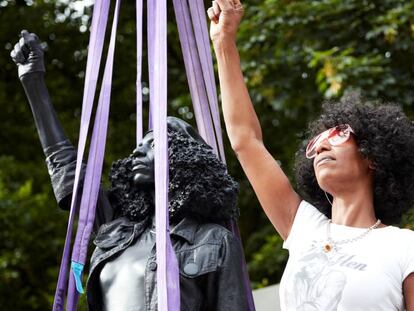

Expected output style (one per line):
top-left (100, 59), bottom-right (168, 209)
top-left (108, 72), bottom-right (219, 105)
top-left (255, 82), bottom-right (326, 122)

top-left (208, 0), bottom-right (301, 239)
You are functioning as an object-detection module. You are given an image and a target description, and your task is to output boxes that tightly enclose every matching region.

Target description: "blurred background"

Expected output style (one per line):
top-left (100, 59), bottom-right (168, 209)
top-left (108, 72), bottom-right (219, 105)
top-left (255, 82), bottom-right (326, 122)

top-left (1, 0), bottom-right (414, 309)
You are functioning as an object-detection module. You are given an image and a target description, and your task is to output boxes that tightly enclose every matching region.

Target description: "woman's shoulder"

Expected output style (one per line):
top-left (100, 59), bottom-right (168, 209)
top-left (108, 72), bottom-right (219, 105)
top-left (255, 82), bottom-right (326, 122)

top-left (383, 225), bottom-right (414, 236)
top-left (396, 226), bottom-right (414, 239)
top-left (377, 225), bottom-right (414, 247)
top-left (382, 226), bottom-right (414, 278)
top-left (292, 200), bottom-right (329, 227)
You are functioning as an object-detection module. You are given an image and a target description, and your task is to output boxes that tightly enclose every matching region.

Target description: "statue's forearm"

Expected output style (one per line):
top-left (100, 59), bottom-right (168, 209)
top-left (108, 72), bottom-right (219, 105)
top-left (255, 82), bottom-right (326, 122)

top-left (20, 72), bottom-right (67, 152)
top-left (20, 72), bottom-right (80, 208)
top-left (11, 31), bottom-right (95, 212)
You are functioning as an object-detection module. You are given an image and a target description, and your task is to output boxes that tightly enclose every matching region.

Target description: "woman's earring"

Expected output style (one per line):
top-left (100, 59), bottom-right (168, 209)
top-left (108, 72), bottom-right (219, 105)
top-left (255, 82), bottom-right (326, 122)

top-left (324, 191), bottom-right (333, 206)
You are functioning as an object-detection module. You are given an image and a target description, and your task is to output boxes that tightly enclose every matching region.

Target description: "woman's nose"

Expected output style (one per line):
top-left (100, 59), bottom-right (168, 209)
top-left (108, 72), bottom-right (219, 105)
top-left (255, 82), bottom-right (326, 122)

top-left (315, 139), bottom-right (331, 155)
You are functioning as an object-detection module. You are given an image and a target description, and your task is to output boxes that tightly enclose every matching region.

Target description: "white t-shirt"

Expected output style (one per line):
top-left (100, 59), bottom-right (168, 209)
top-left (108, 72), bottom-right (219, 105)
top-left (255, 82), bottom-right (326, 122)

top-left (279, 200), bottom-right (414, 311)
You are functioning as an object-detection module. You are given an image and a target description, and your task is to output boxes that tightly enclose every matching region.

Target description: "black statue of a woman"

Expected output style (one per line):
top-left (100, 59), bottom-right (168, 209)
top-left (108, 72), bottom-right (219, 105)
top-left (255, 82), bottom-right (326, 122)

top-left (11, 30), bottom-right (248, 310)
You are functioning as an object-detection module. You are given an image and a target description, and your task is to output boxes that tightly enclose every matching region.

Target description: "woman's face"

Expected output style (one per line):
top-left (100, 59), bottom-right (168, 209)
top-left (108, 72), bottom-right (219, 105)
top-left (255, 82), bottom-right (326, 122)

top-left (131, 131), bottom-right (155, 186)
top-left (313, 135), bottom-right (373, 193)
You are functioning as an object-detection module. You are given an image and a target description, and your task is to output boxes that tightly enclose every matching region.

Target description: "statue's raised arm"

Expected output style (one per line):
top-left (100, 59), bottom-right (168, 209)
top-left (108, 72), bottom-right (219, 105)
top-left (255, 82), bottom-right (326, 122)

top-left (10, 30), bottom-right (113, 224)
top-left (11, 30), bottom-right (67, 150)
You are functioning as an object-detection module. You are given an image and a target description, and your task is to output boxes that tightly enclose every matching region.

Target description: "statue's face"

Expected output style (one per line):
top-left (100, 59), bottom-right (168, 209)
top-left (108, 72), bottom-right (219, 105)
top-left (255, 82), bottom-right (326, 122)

top-left (132, 131), bottom-right (155, 186)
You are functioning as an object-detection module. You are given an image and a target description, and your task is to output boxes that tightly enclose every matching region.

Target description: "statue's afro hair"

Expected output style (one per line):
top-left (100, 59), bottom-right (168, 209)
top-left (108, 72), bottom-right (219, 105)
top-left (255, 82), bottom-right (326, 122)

top-left (108, 127), bottom-right (239, 224)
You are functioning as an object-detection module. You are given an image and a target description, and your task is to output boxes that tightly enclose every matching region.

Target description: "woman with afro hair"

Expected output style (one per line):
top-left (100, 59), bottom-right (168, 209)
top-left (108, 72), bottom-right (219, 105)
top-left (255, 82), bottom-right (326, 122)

top-left (208, 0), bottom-right (414, 310)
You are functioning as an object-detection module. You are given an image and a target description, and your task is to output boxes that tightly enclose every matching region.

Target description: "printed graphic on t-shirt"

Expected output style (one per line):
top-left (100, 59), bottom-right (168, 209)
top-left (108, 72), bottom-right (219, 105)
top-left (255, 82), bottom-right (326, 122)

top-left (284, 241), bottom-right (368, 310)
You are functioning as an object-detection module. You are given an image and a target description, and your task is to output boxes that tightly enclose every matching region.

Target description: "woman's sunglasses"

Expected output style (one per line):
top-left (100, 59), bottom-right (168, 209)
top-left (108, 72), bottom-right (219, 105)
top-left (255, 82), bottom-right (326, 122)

top-left (305, 124), bottom-right (355, 159)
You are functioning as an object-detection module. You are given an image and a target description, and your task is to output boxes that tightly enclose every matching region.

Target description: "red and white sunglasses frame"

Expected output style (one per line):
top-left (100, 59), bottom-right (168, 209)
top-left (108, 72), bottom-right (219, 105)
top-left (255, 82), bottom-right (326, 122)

top-left (305, 124), bottom-right (355, 159)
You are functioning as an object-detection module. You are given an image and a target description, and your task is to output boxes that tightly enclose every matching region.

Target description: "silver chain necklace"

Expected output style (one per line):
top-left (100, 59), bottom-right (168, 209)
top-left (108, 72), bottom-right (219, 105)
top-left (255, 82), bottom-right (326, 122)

top-left (323, 219), bottom-right (381, 252)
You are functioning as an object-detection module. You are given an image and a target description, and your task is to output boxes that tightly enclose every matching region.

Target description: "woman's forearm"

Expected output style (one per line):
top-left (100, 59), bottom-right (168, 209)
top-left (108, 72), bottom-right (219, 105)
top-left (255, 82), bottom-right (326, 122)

top-left (214, 40), bottom-right (263, 152)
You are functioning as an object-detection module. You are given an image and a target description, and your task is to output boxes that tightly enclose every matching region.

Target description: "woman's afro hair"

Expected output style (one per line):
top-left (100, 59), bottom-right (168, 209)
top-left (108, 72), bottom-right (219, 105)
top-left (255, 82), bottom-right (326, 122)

top-left (108, 127), bottom-right (239, 224)
top-left (295, 92), bottom-right (414, 224)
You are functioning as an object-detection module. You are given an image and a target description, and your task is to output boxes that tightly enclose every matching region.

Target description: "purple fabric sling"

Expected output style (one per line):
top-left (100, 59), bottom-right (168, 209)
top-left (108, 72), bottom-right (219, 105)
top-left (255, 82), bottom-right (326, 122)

top-left (52, 0), bottom-right (110, 309)
top-left (172, 1), bottom-right (255, 309)
top-left (136, 0), bottom-right (144, 143)
top-left (67, 0), bottom-right (121, 309)
top-left (53, 0), bottom-right (254, 310)
top-left (52, 0), bottom-right (121, 309)
top-left (187, 0), bottom-right (226, 161)
top-left (147, 0), bottom-right (155, 131)
top-left (189, 2), bottom-right (256, 308)
top-left (172, 0), bottom-right (218, 153)
top-left (148, 0), bottom-right (181, 310)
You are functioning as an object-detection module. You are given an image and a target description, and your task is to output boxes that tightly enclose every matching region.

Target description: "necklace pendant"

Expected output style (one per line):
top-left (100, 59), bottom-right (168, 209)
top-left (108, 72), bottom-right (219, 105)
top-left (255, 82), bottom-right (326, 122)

top-left (323, 242), bottom-right (333, 253)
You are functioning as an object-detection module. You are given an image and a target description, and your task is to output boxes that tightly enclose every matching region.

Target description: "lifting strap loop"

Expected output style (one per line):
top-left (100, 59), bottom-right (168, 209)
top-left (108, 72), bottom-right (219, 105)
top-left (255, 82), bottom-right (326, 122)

top-left (172, 1), bottom-right (255, 309)
top-left (53, 1), bottom-right (254, 310)
top-left (52, 0), bottom-right (110, 309)
top-left (136, 0), bottom-right (144, 144)
top-left (187, 0), bottom-right (226, 162)
top-left (172, 0), bottom-right (217, 154)
top-left (67, 0), bottom-right (122, 309)
top-left (149, 0), bottom-right (181, 309)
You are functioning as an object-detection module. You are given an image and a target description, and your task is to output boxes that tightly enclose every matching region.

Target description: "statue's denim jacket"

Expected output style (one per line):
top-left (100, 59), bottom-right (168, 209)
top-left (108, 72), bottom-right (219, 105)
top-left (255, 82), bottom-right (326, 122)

top-left (44, 140), bottom-right (248, 311)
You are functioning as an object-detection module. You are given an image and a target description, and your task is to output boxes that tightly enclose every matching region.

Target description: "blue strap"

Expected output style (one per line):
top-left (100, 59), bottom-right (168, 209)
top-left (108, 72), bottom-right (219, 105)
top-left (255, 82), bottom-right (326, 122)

top-left (70, 261), bottom-right (85, 294)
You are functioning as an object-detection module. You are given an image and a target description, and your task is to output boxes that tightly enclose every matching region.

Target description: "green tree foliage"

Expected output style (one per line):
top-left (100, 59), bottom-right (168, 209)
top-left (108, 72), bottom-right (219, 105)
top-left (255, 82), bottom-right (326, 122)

top-left (1, 0), bottom-right (414, 308)
top-left (0, 156), bottom-right (66, 309)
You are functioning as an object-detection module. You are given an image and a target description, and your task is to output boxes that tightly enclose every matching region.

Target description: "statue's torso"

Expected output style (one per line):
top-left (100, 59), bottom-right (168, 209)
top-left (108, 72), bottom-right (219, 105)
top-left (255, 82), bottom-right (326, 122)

top-left (100, 226), bottom-right (154, 311)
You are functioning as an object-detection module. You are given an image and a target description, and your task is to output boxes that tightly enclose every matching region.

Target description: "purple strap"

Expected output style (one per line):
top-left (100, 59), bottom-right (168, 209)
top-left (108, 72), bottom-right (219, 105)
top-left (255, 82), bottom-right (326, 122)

top-left (147, 0), bottom-right (155, 131)
top-left (172, 0), bottom-right (218, 154)
top-left (136, 0), bottom-right (143, 144)
top-left (67, 0), bottom-right (121, 309)
top-left (148, 0), bottom-right (181, 310)
top-left (187, 2), bottom-right (255, 309)
top-left (187, 0), bottom-right (226, 162)
top-left (172, 1), bottom-right (256, 309)
top-left (52, 0), bottom-right (253, 310)
top-left (52, 0), bottom-right (110, 309)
